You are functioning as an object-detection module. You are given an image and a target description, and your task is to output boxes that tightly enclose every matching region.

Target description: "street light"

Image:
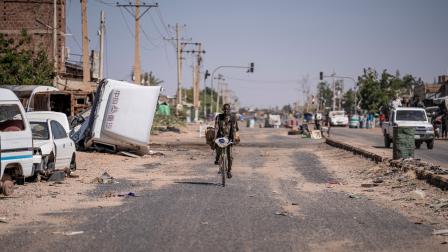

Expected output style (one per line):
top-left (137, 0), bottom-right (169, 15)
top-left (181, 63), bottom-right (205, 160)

top-left (320, 72), bottom-right (358, 112)
top-left (209, 63), bottom-right (255, 115)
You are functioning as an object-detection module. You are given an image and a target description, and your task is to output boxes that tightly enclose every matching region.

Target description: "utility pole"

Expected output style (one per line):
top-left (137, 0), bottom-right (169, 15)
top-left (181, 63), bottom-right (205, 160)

top-left (53, 0), bottom-right (57, 82)
top-left (164, 24), bottom-right (190, 107)
top-left (116, 1), bottom-right (158, 84)
top-left (176, 24), bottom-right (182, 104)
top-left (98, 10), bottom-right (105, 80)
top-left (183, 42), bottom-right (205, 121)
top-left (331, 71), bottom-right (336, 111)
top-left (81, 0), bottom-right (90, 86)
top-left (134, 0), bottom-right (140, 84)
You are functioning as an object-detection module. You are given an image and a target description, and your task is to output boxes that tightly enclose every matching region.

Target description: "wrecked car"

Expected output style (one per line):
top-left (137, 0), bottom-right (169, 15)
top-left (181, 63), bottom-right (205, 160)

top-left (27, 111), bottom-right (76, 180)
top-left (0, 88), bottom-right (38, 195)
top-left (71, 79), bottom-right (161, 155)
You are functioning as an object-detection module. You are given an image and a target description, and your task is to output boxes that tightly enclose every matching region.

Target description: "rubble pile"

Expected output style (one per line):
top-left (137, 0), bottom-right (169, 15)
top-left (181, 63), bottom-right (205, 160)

top-left (385, 158), bottom-right (448, 190)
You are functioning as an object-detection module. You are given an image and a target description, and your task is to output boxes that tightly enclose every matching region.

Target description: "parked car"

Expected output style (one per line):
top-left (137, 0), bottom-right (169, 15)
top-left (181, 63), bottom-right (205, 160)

top-left (0, 88), bottom-right (39, 195)
top-left (27, 111), bottom-right (76, 180)
top-left (382, 107), bottom-right (434, 149)
top-left (329, 111), bottom-right (349, 126)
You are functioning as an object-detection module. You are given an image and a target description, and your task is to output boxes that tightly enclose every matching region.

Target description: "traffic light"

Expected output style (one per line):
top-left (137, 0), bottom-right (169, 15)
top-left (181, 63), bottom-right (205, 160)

top-left (248, 62), bottom-right (254, 73)
top-left (319, 72), bottom-right (323, 80)
top-left (204, 70), bottom-right (210, 80)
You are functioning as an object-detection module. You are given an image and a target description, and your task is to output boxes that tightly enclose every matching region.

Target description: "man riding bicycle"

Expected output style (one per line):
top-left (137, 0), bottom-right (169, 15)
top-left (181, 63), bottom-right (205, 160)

top-left (214, 104), bottom-right (239, 179)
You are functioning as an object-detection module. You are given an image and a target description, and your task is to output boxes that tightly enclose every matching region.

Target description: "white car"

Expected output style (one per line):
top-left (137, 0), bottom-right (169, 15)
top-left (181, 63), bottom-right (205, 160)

top-left (27, 112), bottom-right (76, 178)
top-left (329, 111), bottom-right (349, 126)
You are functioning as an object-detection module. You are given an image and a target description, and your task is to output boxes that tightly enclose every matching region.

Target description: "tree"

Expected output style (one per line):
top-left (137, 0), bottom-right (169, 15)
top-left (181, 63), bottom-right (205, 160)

top-left (0, 30), bottom-right (54, 85)
top-left (141, 71), bottom-right (163, 86)
top-left (316, 81), bottom-right (333, 110)
top-left (342, 89), bottom-right (356, 112)
top-left (357, 68), bottom-right (423, 112)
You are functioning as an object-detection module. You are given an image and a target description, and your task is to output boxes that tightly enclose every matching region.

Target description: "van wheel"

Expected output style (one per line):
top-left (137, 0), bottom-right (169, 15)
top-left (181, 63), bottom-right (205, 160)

top-left (1, 175), bottom-right (14, 196)
top-left (70, 154), bottom-right (77, 171)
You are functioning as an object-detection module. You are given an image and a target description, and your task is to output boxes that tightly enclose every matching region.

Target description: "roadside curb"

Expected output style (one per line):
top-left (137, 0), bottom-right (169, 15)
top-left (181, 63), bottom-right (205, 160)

top-left (325, 137), bottom-right (448, 191)
top-left (325, 138), bottom-right (384, 163)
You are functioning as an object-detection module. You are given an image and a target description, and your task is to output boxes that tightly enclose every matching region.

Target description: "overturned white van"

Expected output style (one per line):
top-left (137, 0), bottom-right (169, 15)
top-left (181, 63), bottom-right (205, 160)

top-left (71, 79), bottom-right (160, 155)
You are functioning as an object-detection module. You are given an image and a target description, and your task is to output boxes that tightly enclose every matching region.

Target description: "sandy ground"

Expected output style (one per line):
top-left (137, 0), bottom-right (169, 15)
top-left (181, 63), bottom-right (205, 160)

top-left (0, 123), bottom-right (447, 242)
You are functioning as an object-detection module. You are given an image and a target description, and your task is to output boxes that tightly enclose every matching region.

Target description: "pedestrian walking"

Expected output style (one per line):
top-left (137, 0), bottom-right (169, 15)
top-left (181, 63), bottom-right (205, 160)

top-left (442, 112), bottom-right (448, 138)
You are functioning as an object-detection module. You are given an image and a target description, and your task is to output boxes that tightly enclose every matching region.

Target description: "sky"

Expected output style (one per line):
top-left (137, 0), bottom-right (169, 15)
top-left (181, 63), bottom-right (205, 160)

top-left (66, 0), bottom-right (448, 108)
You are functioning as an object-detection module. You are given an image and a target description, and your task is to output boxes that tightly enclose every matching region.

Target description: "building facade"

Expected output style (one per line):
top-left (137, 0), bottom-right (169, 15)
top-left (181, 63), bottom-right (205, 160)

top-left (0, 0), bottom-right (66, 74)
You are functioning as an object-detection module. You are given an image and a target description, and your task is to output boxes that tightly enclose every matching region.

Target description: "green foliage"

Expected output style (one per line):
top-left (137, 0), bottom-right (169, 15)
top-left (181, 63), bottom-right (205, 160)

top-left (141, 71), bottom-right (163, 86)
top-left (357, 68), bottom-right (423, 112)
top-left (0, 30), bottom-right (54, 85)
top-left (317, 81), bottom-right (333, 109)
top-left (342, 89), bottom-right (356, 112)
top-left (151, 113), bottom-right (185, 134)
top-left (200, 87), bottom-right (219, 115)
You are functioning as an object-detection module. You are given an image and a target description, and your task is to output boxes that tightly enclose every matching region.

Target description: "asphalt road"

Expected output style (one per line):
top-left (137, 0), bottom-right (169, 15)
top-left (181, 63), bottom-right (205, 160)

top-left (331, 127), bottom-right (448, 167)
top-left (0, 128), bottom-right (444, 251)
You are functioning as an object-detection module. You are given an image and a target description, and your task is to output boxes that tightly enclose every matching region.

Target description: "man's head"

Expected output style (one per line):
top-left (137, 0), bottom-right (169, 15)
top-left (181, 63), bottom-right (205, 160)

top-left (222, 104), bottom-right (231, 116)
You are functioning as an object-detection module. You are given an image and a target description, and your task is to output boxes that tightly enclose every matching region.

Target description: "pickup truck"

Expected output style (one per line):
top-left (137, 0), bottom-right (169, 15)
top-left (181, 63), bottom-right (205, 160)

top-left (382, 107), bottom-right (434, 149)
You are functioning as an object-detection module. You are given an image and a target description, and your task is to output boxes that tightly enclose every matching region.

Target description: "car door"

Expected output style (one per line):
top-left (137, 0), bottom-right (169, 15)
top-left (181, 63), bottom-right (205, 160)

top-left (50, 120), bottom-right (70, 169)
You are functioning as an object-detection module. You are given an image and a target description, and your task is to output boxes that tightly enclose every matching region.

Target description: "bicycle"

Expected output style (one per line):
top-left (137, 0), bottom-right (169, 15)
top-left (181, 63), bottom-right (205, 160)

top-left (214, 137), bottom-right (232, 187)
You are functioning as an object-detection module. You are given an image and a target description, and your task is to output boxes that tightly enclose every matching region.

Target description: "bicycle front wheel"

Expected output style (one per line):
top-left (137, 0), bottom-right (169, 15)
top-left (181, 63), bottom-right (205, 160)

top-left (221, 153), bottom-right (226, 187)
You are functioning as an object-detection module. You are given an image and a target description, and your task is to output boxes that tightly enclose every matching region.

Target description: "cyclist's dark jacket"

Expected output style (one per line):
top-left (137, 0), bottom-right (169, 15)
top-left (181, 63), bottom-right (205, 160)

top-left (215, 113), bottom-right (239, 141)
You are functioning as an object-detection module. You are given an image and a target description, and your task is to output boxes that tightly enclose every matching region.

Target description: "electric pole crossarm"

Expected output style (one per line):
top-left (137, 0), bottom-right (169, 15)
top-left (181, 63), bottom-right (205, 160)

top-left (116, 3), bottom-right (158, 20)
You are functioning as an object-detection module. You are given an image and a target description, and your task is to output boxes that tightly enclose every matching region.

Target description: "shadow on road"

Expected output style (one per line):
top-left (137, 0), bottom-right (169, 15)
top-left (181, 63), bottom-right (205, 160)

top-left (174, 181), bottom-right (222, 187)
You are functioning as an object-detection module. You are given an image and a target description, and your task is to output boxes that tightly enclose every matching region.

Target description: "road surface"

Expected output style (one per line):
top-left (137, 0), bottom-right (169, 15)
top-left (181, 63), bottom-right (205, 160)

top-left (0, 127), bottom-right (445, 251)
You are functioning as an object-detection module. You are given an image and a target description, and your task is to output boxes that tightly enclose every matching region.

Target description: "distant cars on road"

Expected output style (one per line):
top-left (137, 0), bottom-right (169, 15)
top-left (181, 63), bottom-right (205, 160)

top-left (329, 111), bottom-right (349, 127)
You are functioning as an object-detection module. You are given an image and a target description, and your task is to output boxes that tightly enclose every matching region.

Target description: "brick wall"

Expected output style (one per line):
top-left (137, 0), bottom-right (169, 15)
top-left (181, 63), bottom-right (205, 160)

top-left (0, 0), bottom-right (66, 73)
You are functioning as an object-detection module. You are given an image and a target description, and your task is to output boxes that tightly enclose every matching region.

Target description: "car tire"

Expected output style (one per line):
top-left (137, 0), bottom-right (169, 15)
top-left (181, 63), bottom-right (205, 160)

top-left (384, 134), bottom-right (391, 148)
top-left (70, 154), bottom-right (77, 171)
top-left (415, 142), bottom-right (422, 149)
top-left (427, 140), bottom-right (434, 150)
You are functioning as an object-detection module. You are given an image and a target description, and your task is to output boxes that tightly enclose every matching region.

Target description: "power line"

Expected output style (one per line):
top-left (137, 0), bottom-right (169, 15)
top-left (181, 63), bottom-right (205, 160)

top-left (155, 7), bottom-right (172, 37)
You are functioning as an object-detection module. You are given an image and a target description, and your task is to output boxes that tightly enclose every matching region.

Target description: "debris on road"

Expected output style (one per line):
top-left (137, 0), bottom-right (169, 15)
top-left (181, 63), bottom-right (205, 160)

top-left (53, 231), bottom-right (84, 236)
top-left (48, 171), bottom-right (65, 182)
top-left (248, 194), bottom-right (256, 197)
top-left (118, 192), bottom-right (138, 197)
top-left (0, 217), bottom-right (8, 223)
top-left (373, 177), bottom-right (384, 184)
top-left (430, 199), bottom-right (448, 211)
top-left (148, 150), bottom-right (165, 156)
top-left (413, 189), bottom-right (426, 199)
top-left (348, 194), bottom-right (362, 199)
top-left (433, 229), bottom-right (448, 236)
top-left (93, 172), bottom-right (115, 184)
top-left (120, 151), bottom-right (140, 158)
top-left (274, 211), bottom-right (288, 216)
top-left (361, 183), bottom-right (378, 188)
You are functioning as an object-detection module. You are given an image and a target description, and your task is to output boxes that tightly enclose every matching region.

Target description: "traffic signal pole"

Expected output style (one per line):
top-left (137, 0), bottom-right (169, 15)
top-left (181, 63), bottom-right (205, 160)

top-left (320, 72), bottom-right (358, 111)
top-left (210, 63), bottom-right (254, 114)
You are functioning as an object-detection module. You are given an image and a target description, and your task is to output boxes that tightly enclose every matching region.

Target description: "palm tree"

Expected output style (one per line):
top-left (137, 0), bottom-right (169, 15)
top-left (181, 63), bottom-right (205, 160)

top-left (141, 71), bottom-right (163, 86)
